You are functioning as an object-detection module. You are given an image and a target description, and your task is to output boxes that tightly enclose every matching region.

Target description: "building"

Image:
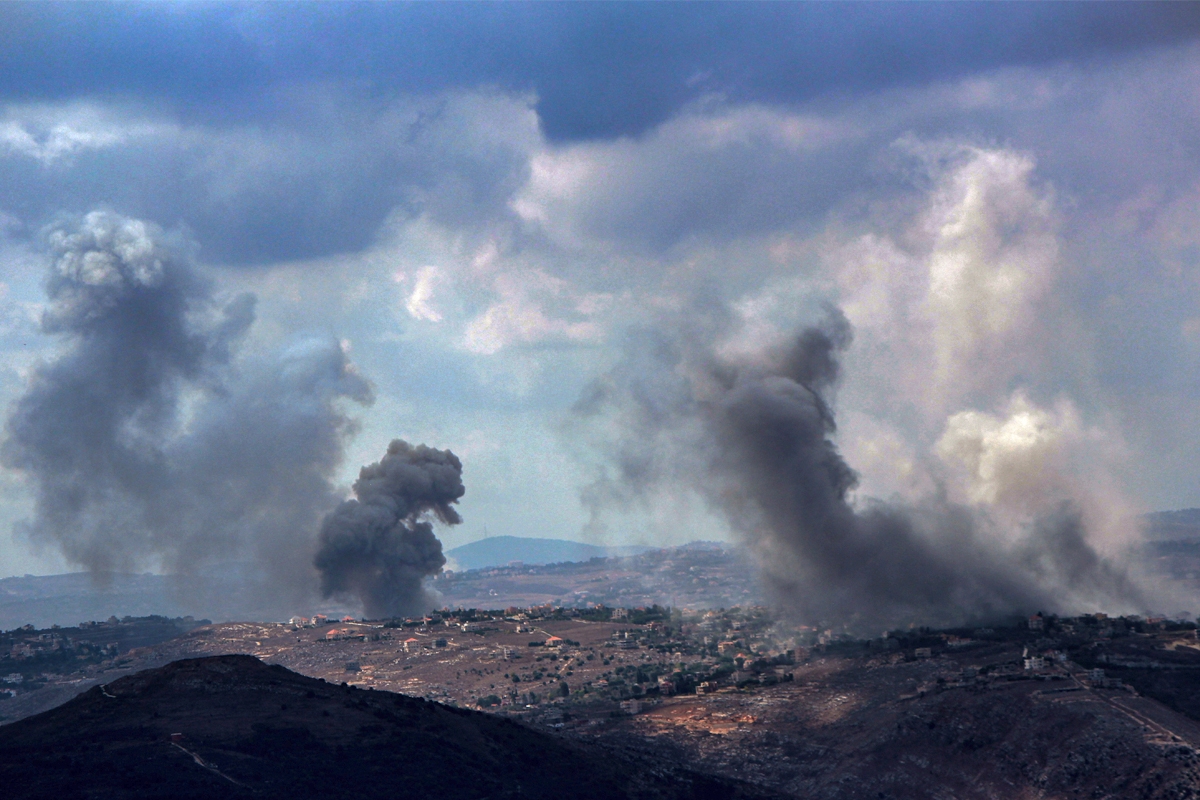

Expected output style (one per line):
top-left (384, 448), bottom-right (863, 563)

top-left (311, 614), bottom-right (328, 626)
top-left (611, 608), bottom-right (629, 620)
top-left (914, 647), bottom-right (932, 659)
top-left (1088, 667), bottom-right (1122, 688)
top-left (545, 636), bottom-right (564, 648)
top-left (403, 637), bottom-right (420, 652)
top-left (717, 641), bottom-right (738, 657)
top-left (1024, 656), bottom-right (1047, 671)
top-left (1028, 614), bottom-right (1045, 631)
top-left (657, 677), bottom-right (676, 696)
top-left (619, 699), bottom-right (641, 715)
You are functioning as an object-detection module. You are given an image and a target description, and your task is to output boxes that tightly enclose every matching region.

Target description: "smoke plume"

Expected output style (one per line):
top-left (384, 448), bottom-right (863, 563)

top-left (1, 211), bottom-right (373, 617)
top-left (314, 439), bottom-right (463, 619)
top-left (575, 303), bottom-right (1142, 629)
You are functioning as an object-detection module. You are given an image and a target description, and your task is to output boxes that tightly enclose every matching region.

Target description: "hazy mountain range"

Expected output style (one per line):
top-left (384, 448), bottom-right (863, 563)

top-left (443, 535), bottom-right (656, 571)
top-left (0, 537), bottom-right (667, 630)
top-left (0, 516), bottom-right (1193, 631)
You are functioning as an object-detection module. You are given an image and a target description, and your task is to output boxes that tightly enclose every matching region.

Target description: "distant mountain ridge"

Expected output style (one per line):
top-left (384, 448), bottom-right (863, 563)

top-left (0, 570), bottom-right (358, 632)
top-left (0, 539), bottom-right (705, 630)
top-left (444, 535), bottom-right (656, 571)
top-left (1142, 509), bottom-right (1200, 541)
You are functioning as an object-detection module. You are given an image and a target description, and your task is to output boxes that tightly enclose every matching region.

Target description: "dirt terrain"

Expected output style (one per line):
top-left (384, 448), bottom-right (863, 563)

top-left (8, 609), bottom-right (1200, 798)
top-left (586, 650), bottom-right (1200, 799)
top-left (1, 613), bottom-right (695, 722)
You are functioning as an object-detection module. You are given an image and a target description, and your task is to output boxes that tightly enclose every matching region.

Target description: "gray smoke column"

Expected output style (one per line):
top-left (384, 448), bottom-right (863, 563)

top-left (574, 304), bottom-right (1141, 628)
top-left (314, 440), bottom-right (463, 618)
top-left (1, 211), bottom-right (373, 617)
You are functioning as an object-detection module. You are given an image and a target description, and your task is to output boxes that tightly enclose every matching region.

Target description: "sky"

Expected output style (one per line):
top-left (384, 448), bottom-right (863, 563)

top-left (2, 2), bottom-right (1200, 619)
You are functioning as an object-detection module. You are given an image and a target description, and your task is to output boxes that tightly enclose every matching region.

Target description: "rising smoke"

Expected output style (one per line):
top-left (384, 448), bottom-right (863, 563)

top-left (313, 439), bottom-right (464, 619)
top-left (1, 211), bottom-right (374, 617)
top-left (574, 303), bottom-right (1142, 629)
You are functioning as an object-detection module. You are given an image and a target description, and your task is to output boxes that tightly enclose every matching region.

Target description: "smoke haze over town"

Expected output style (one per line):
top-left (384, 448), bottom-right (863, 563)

top-left (1, 3), bottom-right (1200, 627)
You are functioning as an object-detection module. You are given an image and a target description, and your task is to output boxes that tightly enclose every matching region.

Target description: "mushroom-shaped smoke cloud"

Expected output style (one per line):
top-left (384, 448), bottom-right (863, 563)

top-left (314, 440), bottom-right (464, 619)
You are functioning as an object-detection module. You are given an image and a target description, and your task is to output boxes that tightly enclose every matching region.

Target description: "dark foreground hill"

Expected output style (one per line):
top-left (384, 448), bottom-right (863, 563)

top-left (0, 655), bottom-right (777, 800)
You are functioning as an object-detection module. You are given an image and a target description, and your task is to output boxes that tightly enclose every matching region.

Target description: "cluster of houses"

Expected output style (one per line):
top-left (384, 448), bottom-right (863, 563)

top-left (286, 613), bottom-right (379, 643)
top-left (289, 614), bottom-right (364, 628)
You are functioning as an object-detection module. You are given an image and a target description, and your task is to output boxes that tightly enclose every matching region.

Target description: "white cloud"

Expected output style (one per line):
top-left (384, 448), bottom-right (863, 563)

top-left (510, 103), bottom-right (864, 257)
top-left (403, 265), bottom-right (444, 322)
top-left (463, 270), bottom-right (607, 355)
top-left (0, 104), bottom-right (168, 165)
top-left (0, 120), bottom-right (122, 165)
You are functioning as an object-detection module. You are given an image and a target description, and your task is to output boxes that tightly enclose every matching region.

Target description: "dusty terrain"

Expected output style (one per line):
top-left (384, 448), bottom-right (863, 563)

top-left (435, 545), bottom-right (763, 609)
top-left (588, 649), bottom-right (1200, 799)
top-left (7, 607), bottom-right (1200, 797)
top-left (1, 612), bottom-right (703, 722)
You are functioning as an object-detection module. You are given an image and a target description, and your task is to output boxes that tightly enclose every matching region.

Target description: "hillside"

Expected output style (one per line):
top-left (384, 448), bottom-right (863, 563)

top-left (6, 613), bottom-right (1200, 798)
top-left (0, 654), bottom-right (777, 800)
top-left (444, 535), bottom-right (655, 571)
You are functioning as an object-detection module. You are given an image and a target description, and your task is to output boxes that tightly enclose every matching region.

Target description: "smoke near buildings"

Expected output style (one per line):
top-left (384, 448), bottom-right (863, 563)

top-left (314, 440), bottom-right (464, 619)
top-left (1, 211), bottom-right (374, 617)
top-left (573, 303), bottom-right (1143, 629)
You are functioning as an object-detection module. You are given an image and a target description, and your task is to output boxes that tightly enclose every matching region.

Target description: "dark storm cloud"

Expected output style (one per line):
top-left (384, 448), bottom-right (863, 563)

top-left (574, 304), bottom-right (1141, 628)
top-left (2, 3), bottom-right (1198, 141)
top-left (314, 440), bottom-right (464, 619)
top-left (1, 211), bottom-right (373, 616)
top-left (0, 88), bottom-right (535, 265)
top-left (3, 3), bottom-right (1197, 267)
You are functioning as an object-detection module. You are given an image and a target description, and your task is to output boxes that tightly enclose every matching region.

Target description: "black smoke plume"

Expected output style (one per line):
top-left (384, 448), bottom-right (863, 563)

top-left (1, 211), bottom-right (373, 617)
top-left (314, 440), bottom-right (463, 619)
top-left (574, 304), bottom-right (1141, 629)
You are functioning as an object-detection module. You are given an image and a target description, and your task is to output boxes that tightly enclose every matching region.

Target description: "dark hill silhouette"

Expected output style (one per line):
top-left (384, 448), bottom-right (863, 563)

top-left (0, 655), bottom-right (777, 800)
